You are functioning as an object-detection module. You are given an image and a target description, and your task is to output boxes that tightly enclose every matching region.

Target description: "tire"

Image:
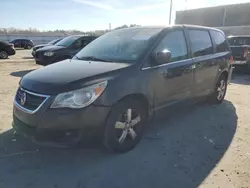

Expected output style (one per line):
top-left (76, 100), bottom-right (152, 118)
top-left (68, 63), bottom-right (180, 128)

top-left (0, 50), bottom-right (8, 59)
top-left (103, 98), bottom-right (147, 153)
top-left (209, 74), bottom-right (227, 104)
top-left (26, 45), bottom-right (32, 49)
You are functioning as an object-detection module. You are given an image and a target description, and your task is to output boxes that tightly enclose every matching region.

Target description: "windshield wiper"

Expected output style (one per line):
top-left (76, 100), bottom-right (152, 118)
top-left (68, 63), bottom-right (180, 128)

top-left (77, 56), bottom-right (114, 62)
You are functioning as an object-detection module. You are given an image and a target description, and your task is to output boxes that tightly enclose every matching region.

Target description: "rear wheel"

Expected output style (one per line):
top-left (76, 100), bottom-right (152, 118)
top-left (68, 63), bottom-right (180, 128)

top-left (103, 99), bottom-right (147, 153)
top-left (0, 50), bottom-right (8, 59)
top-left (209, 75), bottom-right (227, 104)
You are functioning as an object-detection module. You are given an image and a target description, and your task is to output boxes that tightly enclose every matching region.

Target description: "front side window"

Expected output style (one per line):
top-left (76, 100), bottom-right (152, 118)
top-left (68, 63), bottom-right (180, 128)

top-left (74, 28), bottom-right (162, 63)
top-left (72, 39), bottom-right (82, 49)
top-left (155, 30), bottom-right (188, 62)
top-left (188, 30), bottom-right (213, 57)
top-left (56, 36), bottom-right (81, 47)
top-left (211, 30), bottom-right (229, 53)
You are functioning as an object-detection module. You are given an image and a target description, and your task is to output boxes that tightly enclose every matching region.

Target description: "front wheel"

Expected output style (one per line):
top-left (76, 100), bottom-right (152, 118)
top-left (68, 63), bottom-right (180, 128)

top-left (103, 99), bottom-right (147, 153)
top-left (0, 50), bottom-right (8, 59)
top-left (209, 75), bottom-right (227, 104)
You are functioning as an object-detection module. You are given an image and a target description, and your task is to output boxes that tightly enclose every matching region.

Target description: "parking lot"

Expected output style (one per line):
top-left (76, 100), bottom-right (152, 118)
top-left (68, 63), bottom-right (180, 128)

top-left (2, 49), bottom-right (34, 63)
top-left (0, 58), bottom-right (250, 187)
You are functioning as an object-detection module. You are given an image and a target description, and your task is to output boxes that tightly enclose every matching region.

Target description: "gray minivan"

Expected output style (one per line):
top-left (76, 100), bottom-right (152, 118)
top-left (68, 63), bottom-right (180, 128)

top-left (13, 25), bottom-right (232, 153)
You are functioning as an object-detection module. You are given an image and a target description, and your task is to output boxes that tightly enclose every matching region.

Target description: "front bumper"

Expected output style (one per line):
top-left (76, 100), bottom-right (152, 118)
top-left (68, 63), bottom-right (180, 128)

top-left (35, 54), bottom-right (61, 66)
top-left (31, 50), bottom-right (36, 57)
top-left (13, 100), bottom-right (110, 146)
top-left (7, 48), bottom-right (16, 56)
top-left (35, 57), bottom-right (57, 66)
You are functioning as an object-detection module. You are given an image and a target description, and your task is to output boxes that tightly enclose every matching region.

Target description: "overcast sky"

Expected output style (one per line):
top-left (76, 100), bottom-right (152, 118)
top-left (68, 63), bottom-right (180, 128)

top-left (1, 0), bottom-right (250, 31)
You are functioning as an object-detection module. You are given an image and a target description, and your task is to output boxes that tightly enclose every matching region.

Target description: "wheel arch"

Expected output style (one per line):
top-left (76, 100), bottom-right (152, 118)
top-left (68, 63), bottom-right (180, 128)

top-left (116, 93), bottom-right (152, 118)
top-left (218, 69), bottom-right (229, 81)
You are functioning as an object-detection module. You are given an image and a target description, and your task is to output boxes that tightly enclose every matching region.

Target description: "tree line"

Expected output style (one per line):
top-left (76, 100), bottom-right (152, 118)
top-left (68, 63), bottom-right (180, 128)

top-left (0, 24), bottom-right (141, 36)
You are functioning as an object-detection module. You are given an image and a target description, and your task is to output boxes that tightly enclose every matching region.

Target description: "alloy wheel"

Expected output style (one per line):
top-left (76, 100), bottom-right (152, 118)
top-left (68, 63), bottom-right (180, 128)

top-left (217, 79), bottom-right (226, 100)
top-left (114, 108), bottom-right (141, 144)
top-left (0, 51), bottom-right (8, 59)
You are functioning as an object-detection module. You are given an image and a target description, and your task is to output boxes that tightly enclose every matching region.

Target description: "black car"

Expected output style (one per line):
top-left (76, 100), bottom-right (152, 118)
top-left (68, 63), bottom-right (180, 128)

top-left (0, 41), bottom-right (16, 59)
top-left (10, 39), bottom-right (34, 49)
top-left (13, 25), bottom-right (232, 153)
top-left (34, 35), bottom-right (97, 66)
top-left (32, 38), bottom-right (62, 57)
top-left (227, 35), bottom-right (250, 72)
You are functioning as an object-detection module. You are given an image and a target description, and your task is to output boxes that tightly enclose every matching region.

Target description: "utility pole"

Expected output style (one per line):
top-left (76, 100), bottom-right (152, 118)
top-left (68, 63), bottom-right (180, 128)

top-left (169, 0), bottom-right (173, 25)
top-left (109, 23), bottom-right (111, 31)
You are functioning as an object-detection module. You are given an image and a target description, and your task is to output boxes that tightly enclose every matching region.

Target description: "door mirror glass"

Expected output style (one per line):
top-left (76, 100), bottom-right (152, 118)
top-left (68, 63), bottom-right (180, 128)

top-left (153, 49), bottom-right (172, 65)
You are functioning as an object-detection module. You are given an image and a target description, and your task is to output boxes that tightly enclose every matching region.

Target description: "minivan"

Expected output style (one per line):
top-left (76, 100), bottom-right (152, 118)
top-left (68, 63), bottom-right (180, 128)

top-left (34, 35), bottom-right (97, 66)
top-left (13, 25), bottom-right (232, 153)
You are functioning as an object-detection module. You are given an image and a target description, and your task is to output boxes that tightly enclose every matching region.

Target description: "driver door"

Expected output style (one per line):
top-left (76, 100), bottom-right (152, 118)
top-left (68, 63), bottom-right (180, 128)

top-left (151, 29), bottom-right (195, 110)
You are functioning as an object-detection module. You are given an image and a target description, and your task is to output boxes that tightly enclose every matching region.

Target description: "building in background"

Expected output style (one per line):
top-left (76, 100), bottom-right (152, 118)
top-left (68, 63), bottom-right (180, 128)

top-left (175, 2), bottom-right (250, 36)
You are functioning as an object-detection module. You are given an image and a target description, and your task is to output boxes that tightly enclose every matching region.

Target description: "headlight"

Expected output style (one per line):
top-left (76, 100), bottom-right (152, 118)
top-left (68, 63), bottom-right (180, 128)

top-left (50, 81), bottom-right (107, 109)
top-left (44, 51), bottom-right (54, 56)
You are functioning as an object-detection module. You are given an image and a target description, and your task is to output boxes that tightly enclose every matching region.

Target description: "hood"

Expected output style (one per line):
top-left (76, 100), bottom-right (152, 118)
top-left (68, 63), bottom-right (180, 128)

top-left (33, 44), bottom-right (45, 50)
top-left (34, 44), bottom-right (46, 48)
top-left (20, 59), bottom-right (131, 95)
top-left (36, 45), bottom-right (65, 52)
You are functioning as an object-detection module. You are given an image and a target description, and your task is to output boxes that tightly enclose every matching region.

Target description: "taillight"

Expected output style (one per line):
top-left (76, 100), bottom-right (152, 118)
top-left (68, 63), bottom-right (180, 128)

top-left (230, 55), bottom-right (234, 65)
top-left (243, 47), bottom-right (248, 58)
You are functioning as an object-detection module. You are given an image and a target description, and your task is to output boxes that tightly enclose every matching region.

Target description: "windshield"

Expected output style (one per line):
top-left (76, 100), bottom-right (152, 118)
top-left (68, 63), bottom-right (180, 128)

top-left (75, 28), bottom-right (162, 63)
top-left (228, 37), bottom-right (250, 45)
top-left (55, 36), bottom-right (81, 47)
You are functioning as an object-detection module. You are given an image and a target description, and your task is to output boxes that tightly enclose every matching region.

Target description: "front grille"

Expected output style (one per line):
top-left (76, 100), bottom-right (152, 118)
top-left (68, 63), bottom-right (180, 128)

top-left (15, 88), bottom-right (48, 112)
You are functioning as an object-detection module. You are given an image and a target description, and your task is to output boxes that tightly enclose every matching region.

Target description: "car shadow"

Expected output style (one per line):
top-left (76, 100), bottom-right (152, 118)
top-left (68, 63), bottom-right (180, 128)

top-left (22, 57), bottom-right (34, 59)
top-left (10, 69), bottom-right (35, 77)
top-left (0, 100), bottom-right (237, 188)
top-left (231, 72), bottom-right (250, 85)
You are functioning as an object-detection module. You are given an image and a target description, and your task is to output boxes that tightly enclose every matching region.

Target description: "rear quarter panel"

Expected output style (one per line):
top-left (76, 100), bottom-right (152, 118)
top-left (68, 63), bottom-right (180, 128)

top-left (213, 51), bottom-right (231, 85)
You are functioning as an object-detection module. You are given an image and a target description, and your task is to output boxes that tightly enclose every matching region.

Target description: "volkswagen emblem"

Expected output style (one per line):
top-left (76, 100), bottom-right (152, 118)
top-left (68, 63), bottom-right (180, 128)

top-left (20, 92), bottom-right (26, 106)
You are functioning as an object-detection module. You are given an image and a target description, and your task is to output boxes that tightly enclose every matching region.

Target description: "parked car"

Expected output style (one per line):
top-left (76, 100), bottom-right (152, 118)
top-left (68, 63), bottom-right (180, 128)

top-left (227, 35), bottom-right (250, 72)
top-left (34, 35), bottom-right (97, 66)
top-left (9, 39), bottom-right (34, 49)
top-left (32, 38), bottom-right (62, 57)
top-left (0, 41), bottom-right (15, 59)
top-left (13, 25), bottom-right (233, 153)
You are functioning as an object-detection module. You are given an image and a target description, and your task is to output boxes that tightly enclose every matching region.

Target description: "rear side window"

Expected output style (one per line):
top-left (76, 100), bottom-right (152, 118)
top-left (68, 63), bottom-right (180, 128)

top-left (211, 30), bottom-right (229, 52)
top-left (155, 30), bottom-right (188, 62)
top-left (188, 30), bottom-right (213, 57)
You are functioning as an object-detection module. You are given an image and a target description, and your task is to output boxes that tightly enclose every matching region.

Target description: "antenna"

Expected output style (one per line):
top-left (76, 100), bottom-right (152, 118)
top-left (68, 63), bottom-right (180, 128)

top-left (169, 0), bottom-right (173, 24)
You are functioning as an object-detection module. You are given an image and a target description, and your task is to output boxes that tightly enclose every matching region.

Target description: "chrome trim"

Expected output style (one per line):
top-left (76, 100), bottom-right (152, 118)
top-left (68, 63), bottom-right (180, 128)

top-left (14, 88), bottom-right (50, 114)
top-left (141, 58), bottom-right (193, 71)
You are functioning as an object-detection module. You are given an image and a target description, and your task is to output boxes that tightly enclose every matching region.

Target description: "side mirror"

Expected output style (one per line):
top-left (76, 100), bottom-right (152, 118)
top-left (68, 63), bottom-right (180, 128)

top-left (152, 49), bottom-right (171, 65)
